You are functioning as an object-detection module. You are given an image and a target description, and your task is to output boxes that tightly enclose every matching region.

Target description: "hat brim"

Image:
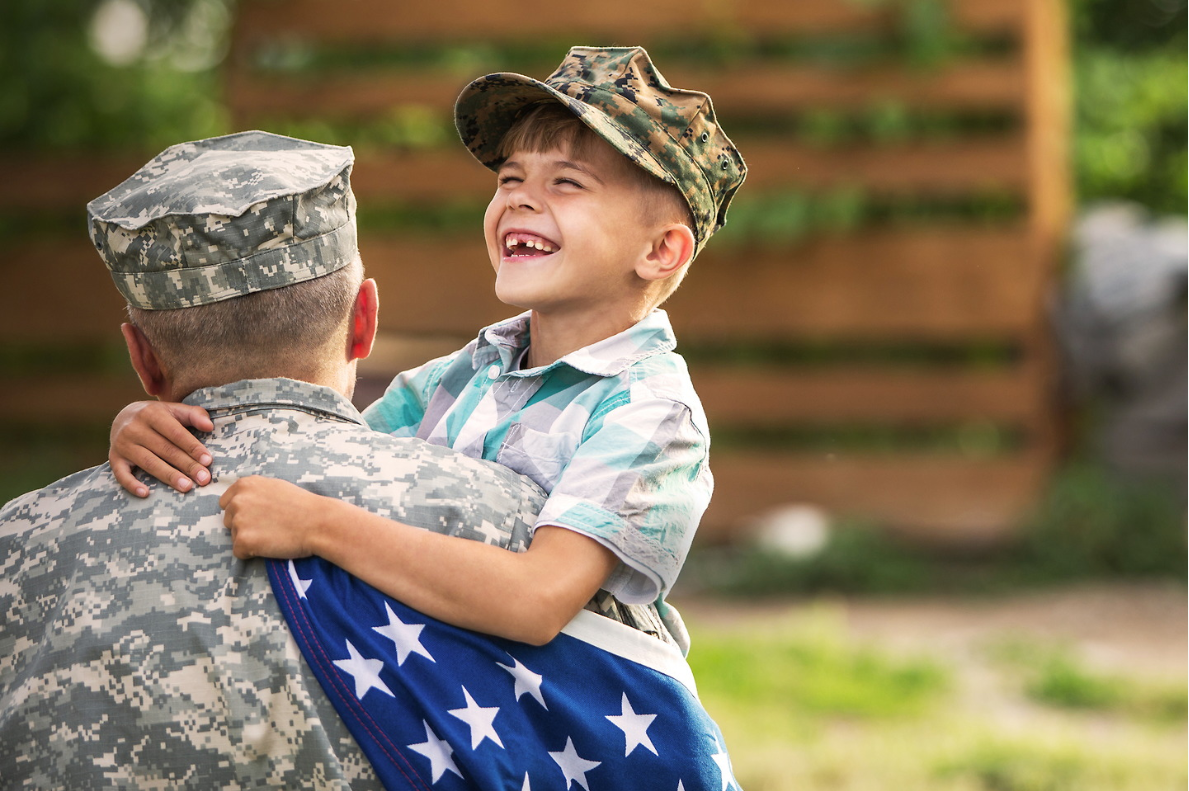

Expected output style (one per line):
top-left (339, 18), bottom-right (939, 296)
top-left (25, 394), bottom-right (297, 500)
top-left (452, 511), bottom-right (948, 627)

top-left (454, 74), bottom-right (677, 190)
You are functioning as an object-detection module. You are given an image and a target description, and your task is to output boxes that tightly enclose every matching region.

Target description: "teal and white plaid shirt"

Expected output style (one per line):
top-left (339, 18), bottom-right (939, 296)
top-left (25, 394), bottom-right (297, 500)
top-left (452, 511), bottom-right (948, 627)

top-left (363, 310), bottom-right (712, 607)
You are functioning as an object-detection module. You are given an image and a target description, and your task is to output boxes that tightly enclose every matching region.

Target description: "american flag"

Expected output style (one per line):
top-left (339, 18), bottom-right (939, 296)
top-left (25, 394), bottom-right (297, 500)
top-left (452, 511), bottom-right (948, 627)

top-left (268, 558), bottom-right (740, 791)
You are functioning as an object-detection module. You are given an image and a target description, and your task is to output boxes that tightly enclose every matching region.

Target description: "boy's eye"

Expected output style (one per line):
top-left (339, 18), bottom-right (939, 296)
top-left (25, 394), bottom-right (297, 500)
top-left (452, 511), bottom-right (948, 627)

top-left (497, 175), bottom-right (521, 186)
top-left (554, 177), bottom-right (583, 188)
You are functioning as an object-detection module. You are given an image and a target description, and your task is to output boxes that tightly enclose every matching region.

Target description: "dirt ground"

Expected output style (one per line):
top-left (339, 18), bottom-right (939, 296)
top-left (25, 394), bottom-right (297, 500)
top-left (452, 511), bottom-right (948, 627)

top-left (675, 580), bottom-right (1187, 682)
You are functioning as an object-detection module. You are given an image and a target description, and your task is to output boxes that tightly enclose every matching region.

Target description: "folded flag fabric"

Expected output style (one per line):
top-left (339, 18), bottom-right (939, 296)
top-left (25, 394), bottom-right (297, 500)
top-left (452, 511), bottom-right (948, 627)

top-left (268, 557), bottom-right (740, 791)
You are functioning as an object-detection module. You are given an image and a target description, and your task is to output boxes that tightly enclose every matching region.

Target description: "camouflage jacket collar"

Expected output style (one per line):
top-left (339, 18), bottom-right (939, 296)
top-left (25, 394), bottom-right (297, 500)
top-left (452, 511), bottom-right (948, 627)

top-left (183, 378), bottom-right (366, 426)
top-left (471, 309), bottom-right (678, 378)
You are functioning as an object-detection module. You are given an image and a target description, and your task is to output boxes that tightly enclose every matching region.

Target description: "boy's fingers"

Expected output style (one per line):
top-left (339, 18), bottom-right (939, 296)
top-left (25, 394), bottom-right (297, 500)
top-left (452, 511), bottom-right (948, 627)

top-left (169, 403), bottom-right (215, 435)
top-left (109, 457), bottom-right (149, 498)
top-left (153, 410), bottom-right (213, 470)
top-left (219, 480), bottom-right (239, 510)
top-left (139, 422), bottom-right (211, 484)
top-left (126, 445), bottom-right (193, 493)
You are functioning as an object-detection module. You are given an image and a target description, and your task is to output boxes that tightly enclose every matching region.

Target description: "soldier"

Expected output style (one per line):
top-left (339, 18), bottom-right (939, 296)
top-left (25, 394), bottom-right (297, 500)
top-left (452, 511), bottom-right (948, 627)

top-left (0, 131), bottom-right (548, 788)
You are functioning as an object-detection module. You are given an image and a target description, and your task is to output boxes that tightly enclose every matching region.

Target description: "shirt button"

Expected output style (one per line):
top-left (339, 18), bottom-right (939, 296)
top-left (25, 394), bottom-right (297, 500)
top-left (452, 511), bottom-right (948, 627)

top-left (487, 365), bottom-right (500, 379)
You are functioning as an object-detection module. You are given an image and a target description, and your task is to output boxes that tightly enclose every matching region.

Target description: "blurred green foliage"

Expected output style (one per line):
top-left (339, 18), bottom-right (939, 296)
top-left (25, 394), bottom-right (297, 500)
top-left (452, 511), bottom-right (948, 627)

top-left (0, 0), bottom-right (229, 152)
top-left (3, 0), bottom-right (1182, 218)
top-left (1070, 0), bottom-right (1187, 213)
top-left (683, 461), bottom-right (1186, 598)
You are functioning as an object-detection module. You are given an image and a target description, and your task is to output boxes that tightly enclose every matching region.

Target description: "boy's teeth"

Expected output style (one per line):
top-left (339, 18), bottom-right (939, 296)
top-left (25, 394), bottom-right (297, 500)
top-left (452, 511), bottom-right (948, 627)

top-left (505, 234), bottom-right (556, 254)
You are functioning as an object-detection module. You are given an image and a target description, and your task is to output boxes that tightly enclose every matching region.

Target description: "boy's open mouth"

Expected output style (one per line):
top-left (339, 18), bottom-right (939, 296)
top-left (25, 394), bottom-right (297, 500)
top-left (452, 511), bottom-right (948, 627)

top-left (503, 232), bottom-right (559, 258)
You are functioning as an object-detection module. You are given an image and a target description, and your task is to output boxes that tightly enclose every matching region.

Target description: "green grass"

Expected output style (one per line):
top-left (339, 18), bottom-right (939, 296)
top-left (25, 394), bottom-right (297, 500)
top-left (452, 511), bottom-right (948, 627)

top-left (688, 608), bottom-right (947, 722)
top-left (991, 638), bottom-right (1188, 723)
top-left (685, 609), bottom-right (1188, 791)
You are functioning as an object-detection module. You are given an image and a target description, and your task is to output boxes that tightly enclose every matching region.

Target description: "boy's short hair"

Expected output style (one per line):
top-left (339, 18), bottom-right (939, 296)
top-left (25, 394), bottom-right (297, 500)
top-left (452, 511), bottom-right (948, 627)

top-left (455, 46), bottom-right (746, 259)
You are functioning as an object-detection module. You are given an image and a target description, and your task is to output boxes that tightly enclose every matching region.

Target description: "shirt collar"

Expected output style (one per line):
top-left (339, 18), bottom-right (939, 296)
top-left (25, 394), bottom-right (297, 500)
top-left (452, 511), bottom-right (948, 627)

top-left (183, 378), bottom-right (366, 426)
top-left (471, 310), bottom-right (678, 377)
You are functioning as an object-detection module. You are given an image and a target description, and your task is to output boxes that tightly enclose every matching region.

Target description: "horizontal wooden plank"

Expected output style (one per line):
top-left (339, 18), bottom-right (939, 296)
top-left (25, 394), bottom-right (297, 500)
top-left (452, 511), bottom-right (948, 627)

top-left (700, 450), bottom-right (1051, 544)
top-left (1, 240), bottom-right (130, 342)
top-left (354, 228), bottom-right (1047, 338)
top-left (233, 0), bottom-right (1028, 44)
top-left (671, 227), bottom-right (1047, 340)
top-left (0, 136), bottom-right (1029, 210)
top-left (0, 155), bottom-right (148, 211)
top-left (5, 226), bottom-right (1048, 341)
top-left (352, 135), bottom-right (1030, 200)
top-left (690, 365), bottom-right (1050, 426)
top-left (362, 228), bottom-right (1048, 339)
top-left (0, 373), bottom-right (146, 425)
top-left (226, 60), bottom-right (1027, 123)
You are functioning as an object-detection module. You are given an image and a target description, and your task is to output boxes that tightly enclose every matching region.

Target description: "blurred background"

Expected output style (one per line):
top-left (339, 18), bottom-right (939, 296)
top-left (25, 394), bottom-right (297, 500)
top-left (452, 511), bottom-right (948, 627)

top-left (0, 0), bottom-right (1184, 788)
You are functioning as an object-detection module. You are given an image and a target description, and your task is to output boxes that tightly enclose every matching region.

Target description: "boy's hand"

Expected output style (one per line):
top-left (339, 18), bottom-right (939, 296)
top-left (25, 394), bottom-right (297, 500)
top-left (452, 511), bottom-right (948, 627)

top-left (220, 477), bottom-right (322, 560)
top-left (110, 401), bottom-right (214, 497)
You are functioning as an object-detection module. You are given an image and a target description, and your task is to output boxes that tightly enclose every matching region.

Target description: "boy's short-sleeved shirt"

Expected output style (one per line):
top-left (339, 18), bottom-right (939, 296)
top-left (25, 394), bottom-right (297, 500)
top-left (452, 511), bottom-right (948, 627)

top-left (362, 309), bottom-right (712, 605)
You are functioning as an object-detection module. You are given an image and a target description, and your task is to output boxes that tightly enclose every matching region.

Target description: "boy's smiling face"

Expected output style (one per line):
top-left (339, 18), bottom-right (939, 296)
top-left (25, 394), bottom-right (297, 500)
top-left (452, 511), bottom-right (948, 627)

top-left (483, 138), bottom-right (658, 329)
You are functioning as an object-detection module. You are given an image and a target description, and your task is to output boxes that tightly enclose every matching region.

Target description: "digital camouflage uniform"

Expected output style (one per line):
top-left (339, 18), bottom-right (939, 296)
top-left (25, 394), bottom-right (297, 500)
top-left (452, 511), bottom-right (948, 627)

top-left (0, 132), bottom-right (551, 788)
top-left (0, 378), bottom-right (546, 789)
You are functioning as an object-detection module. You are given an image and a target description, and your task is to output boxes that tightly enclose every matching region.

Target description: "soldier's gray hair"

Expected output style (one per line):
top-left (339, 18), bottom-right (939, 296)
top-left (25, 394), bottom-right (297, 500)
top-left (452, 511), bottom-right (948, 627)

top-left (127, 256), bottom-right (364, 388)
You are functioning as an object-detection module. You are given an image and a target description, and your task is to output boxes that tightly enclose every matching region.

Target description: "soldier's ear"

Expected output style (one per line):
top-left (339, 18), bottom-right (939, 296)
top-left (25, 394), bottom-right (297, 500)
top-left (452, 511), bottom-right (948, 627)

top-left (121, 323), bottom-right (168, 397)
top-left (347, 278), bottom-right (379, 362)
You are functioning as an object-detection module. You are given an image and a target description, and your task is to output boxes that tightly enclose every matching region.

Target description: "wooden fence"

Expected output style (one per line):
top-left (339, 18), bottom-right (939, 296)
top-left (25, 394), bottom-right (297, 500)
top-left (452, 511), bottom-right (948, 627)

top-left (0, 0), bottom-right (1069, 544)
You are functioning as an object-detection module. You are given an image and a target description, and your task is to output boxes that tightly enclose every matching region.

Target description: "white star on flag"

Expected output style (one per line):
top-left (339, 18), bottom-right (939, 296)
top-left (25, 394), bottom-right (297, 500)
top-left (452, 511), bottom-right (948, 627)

top-left (408, 720), bottom-right (463, 783)
top-left (372, 602), bottom-right (435, 665)
top-left (497, 656), bottom-right (547, 709)
top-left (287, 559), bottom-right (312, 599)
top-left (332, 639), bottom-right (393, 700)
top-left (605, 693), bottom-right (658, 756)
top-left (448, 687), bottom-right (504, 749)
top-left (711, 739), bottom-right (735, 791)
top-left (521, 772), bottom-right (532, 791)
top-left (548, 736), bottom-right (601, 790)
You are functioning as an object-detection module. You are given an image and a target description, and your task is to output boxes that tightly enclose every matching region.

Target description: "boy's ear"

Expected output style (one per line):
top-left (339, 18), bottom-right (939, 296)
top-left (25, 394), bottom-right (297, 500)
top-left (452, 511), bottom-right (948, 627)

top-left (347, 278), bottom-right (379, 362)
top-left (120, 323), bottom-right (168, 398)
top-left (637, 223), bottom-right (696, 282)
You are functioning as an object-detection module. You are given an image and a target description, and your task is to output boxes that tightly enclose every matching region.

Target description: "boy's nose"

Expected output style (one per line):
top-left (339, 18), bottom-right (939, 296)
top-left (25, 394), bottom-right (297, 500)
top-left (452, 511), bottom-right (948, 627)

top-left (506, 182), bottom-right (540, 212)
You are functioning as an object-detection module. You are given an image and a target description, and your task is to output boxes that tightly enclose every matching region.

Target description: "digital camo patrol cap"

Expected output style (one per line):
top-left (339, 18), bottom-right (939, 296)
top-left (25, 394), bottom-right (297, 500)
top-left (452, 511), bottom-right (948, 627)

top-left (455, 46), bottom-right (747, 257)
top-left (87, 131), bottom-right (357, 310)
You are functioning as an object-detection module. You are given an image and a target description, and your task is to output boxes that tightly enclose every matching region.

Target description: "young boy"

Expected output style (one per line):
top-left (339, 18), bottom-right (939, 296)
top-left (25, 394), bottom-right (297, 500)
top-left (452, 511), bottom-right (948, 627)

top-left (111, 46), bottom-right (746, 651)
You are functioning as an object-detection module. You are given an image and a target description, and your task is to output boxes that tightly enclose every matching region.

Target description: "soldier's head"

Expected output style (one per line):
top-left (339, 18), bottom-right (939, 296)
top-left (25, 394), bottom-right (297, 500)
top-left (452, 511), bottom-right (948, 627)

top-left (455, 46), bottom-right (746, 310)
top-left (88, 132), bottom-right (377, 401)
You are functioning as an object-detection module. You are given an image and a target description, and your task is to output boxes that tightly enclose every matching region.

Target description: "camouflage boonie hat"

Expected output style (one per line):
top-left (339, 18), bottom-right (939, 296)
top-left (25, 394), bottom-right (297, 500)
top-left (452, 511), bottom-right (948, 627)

top-left (455, 46), bottom-right (746, 257)
top-left (87, 131), bottom-right (357, 310)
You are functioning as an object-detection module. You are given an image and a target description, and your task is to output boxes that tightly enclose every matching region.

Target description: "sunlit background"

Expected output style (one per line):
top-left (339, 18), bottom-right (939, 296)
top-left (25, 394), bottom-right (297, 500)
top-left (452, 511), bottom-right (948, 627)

top-left (1, 1), bottom-right (1184, 788)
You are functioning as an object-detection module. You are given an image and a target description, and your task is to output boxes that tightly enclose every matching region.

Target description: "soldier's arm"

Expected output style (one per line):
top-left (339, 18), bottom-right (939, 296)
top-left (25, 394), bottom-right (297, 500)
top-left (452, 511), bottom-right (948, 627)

top-left (110, 400), bottom-right (214, 496)
top-left (220, 476), bottom-right (615, 645)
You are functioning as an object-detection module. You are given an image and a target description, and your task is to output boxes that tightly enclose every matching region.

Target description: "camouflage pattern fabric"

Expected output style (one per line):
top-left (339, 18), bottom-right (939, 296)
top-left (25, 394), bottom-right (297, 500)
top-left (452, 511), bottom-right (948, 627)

top-left (455, 46), bottom-right (747, 257)
top-left (87, 131), bottom-right (358, 310)
top-left (0, 378), bottom-right (546, 789)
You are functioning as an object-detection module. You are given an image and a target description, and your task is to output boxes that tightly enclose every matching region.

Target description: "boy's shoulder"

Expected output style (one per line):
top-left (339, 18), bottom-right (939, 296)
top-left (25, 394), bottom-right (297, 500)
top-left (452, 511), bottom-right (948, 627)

top-left (620, 346), bottom-right (708, 428)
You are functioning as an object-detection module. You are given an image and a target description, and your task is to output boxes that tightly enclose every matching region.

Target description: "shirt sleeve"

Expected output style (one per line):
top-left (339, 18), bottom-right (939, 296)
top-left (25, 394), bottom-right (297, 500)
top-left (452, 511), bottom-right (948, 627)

top-left (532, 391), bottom-right (712, 605)
top-left (361, 353), bottom-right (458, 436)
